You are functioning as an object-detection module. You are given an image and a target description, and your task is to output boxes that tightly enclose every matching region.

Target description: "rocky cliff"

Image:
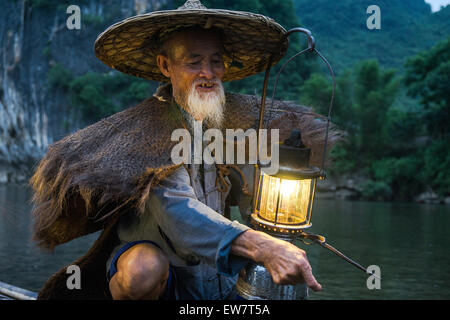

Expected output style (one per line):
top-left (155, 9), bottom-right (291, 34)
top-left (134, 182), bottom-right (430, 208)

top-left (0, 0), bottom-right (169, 183)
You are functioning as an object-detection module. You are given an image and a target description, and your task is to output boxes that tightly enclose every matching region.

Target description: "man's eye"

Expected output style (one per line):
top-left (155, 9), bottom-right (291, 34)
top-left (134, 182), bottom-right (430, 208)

top-left (189, 61), bottom-right (201, 66)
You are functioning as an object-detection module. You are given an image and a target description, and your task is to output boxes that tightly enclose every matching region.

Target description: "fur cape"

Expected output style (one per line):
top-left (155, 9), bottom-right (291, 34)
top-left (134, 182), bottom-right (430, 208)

top-left (29, 84), bottom-right (340, 299)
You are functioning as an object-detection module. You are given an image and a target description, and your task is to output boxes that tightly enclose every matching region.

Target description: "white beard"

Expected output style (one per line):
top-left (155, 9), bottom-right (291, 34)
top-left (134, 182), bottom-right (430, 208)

top-left (183, 80), bottom-right (226, 128)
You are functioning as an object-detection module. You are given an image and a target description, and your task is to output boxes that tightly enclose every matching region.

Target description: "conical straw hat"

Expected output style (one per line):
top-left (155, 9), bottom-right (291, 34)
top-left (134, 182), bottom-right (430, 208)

top-left (94, 0), bottom-right (288, 82)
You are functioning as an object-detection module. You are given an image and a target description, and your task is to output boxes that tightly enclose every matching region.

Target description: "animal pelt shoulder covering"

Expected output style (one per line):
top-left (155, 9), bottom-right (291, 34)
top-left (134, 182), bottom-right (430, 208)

top-left (29, 85), bottom-right (339, 250)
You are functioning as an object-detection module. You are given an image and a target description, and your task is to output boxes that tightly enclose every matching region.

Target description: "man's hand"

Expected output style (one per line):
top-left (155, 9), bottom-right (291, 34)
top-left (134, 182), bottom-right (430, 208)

top-left (231, 229), bottom-right (322, 292)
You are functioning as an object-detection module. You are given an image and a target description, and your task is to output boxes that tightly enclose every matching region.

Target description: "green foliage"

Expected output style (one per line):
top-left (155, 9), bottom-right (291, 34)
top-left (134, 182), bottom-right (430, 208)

top-left (298, 59), bottom-right (443, 200)
top-left (405, 37), bottom-right (450, 138)
top-left (371, 156), bottom-right (424, 199)
top-left (327, 143), bottom-right (357, 174)
top-left (330, 37), bottom-right (450, 200)
top-left (403, 37), bottom-right (450, 196)
top-left (69, 74), bottom-right (117, 121)
top-left (384, 108), bottom-right (425, 154)
top-left (293, 0), bottom-right (450, 73)
top-left (68, 72), bottom-right (154, 123)
top-left (47, 65), bottom-right (154, 123)
top-left (360, 180), bottom-right (392, 201)
top-left (423, 140), bottom-right (450, 195)
top-left (47, 63), bottom-right (73, 90)
top-left (353, 61), bottom-right (400, 163)
top-left (298, 73), bottom-right (332, 115)
top-left (83, 14), bottom-right (106, 29)
top-left (300, 60), bottom-right (400, 167)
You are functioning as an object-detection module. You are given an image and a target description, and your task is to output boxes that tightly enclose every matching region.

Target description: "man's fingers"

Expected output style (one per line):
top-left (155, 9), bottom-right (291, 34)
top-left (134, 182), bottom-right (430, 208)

top-left (299, 262), bottom-right (322, 292)
top-left (263, 241), bottom-right (322, 291)
top-left (307, 277), bottom-right (322, 292)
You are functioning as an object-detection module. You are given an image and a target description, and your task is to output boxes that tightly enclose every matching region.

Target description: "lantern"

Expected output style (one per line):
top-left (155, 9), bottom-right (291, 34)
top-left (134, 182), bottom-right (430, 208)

top-left (236, 131), bottom-right (321, 300)
top-left (251, 130), bottom-right (320, 236)
top-left (236, 134), bottom-right (378, 300)
top-left (236, 27), bottom-right (376, 301)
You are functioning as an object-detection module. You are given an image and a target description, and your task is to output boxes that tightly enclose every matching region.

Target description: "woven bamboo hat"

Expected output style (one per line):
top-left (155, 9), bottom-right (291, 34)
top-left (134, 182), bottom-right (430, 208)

top-left (94, 0), bottom-right (288, 82)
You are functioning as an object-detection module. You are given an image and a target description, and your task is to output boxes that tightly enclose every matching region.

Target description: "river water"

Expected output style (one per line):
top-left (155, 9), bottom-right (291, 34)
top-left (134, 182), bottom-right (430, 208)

top-left (0, 183), bottom-right (449, 299)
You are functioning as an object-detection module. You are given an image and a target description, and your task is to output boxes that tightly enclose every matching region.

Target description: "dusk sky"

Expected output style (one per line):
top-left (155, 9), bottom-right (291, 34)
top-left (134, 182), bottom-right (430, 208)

top-left (424, 0), bottom-right (450, 11)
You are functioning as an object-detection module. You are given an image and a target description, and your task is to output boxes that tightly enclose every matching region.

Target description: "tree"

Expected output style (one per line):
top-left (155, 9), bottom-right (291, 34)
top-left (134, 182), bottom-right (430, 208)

top-left (353, 61), bottom-right (399, 164)
top-left (405, 37), bottom-right (450, 139)
top-left (67, 72), bottom-right (155, 123)
top-left (405, 37), bottom-right (450, 195)
top-left (300, 60), bottom-right (399, 168)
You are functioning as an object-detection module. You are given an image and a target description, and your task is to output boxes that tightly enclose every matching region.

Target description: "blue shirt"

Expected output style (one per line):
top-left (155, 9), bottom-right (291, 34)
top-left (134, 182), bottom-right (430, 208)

top-left (107, 112), bottom-right (252, 299)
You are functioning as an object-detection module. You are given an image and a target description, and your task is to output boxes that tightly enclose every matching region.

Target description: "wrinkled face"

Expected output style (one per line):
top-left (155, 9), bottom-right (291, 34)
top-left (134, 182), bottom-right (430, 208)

top-left (157, 29), bottom-right (226, 126)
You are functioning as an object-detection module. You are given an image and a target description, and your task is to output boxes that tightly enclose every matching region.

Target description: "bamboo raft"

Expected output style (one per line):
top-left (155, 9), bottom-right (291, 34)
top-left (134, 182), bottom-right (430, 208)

top-left (0, 281), bottom-right (37, 300)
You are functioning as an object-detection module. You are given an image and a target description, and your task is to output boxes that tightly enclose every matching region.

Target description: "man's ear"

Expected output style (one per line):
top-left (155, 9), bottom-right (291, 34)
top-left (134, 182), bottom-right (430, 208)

top-left (156, 55), bottom-right (171, 78)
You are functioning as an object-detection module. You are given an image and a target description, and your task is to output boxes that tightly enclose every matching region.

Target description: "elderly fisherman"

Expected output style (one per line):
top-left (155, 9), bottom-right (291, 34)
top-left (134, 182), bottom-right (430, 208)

top-left (30, 0), bottom-right (337, 300)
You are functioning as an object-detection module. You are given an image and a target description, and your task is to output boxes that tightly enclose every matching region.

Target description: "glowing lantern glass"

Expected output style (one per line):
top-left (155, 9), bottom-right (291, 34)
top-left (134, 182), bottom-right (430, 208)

top-left (251, 131), bottom-right (321, 235)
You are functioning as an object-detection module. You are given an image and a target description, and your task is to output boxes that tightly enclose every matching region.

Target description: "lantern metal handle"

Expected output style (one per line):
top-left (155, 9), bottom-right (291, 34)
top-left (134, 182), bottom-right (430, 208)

top-left (252, 27), bottom-right (335, 212)
top-left (269, 27), bottom-right (336, 179)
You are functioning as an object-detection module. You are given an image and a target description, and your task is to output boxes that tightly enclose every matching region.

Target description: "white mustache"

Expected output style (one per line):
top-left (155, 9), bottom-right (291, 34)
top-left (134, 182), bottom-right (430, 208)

top-left (187, 80), bottom-right (225, 128)
top-left (194, 79), bottom-right (220, 87)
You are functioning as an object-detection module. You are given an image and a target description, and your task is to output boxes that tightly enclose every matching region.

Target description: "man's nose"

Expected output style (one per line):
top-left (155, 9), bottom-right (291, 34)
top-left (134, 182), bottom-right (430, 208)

top-left (199, 62), bottom-right (215, 79)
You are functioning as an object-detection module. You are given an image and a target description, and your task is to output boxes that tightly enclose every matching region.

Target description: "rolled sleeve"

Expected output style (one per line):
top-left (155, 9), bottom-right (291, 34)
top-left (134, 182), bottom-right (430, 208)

top-left (147, 166), bottom-right (251, 276)
top-left (216, 220), bottom-right (250, 276)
